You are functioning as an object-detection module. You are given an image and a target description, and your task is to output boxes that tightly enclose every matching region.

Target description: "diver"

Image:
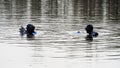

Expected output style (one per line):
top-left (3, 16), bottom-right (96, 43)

top-left (19, 24), bottom-right (36, 38)
top-left (85, 24), bottom-right (98, 41)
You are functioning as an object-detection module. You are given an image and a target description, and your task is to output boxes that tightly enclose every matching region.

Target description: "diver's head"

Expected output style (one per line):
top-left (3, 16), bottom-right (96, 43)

top-left (85, 24), bottom-right (93, 34)
top-left (26, 24), bottom-right (35, 34)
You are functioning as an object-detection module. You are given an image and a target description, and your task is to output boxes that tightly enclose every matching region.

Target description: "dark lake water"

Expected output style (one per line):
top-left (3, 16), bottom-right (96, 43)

top-left (0, 0), bottom-right (120, 68)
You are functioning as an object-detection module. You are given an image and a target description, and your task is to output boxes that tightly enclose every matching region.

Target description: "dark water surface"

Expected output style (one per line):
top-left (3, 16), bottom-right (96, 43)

top-left (0, 0), bottom-right (120, 68)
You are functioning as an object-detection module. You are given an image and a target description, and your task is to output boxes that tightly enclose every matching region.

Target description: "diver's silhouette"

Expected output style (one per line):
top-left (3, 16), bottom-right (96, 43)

top-left (19, 24), bottom-right (36, 38)
top-left (85, 24), bottom-right (98, 41)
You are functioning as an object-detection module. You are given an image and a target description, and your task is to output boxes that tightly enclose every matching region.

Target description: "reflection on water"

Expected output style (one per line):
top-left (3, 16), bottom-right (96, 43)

top-left (0, 0), bottom-right (120, 68)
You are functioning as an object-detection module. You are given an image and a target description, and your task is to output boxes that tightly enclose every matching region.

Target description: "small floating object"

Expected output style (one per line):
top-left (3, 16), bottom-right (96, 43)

top-left (74, 31), bottom-right (81, 35)
top-left (77, 31), bottom-right (80, 33)
top-left (33, 31), bottom-right (37, 35)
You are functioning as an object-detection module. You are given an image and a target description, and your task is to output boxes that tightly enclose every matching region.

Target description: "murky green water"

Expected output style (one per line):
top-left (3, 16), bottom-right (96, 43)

top-left (0, 0), bottom-right (120, 68)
